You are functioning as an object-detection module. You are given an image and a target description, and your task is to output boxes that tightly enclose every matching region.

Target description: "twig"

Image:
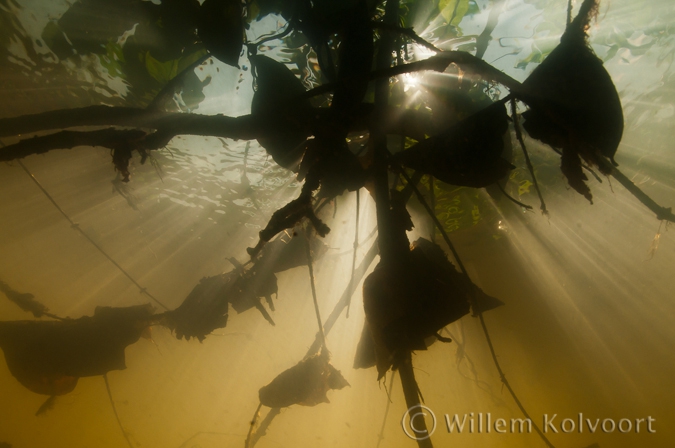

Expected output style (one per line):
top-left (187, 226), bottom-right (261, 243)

top-left (104, 374), bottom-right (134, 448)
top-left (511, 99), bottom-right (548, 215)
top-left (245, 407), bottom-right (281, 448)
top-left (346, 189), bottom-right (360, 318)
top-left (496, 182), bottom-right (534, 210)
top-left (15, 159), bottom-right (169, 310)
top-left (305, 231), bottom-right (327, 352)
top-left (306, 236), bottom-right (379, 356)
top-left (370, 22), bottom-right (442, 53)
top-left (376, 372), bottom-right (397, 448)
top-left (244, 402), bottom-right (263, 448)
top-left (596, 158), bottom-right (675, 223)
top-left (478, 315), bottom-right (556, 448)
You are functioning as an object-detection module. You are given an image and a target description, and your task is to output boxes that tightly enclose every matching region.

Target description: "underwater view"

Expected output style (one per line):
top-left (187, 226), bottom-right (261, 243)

top-left (0, 0), bottom-right (674, 447)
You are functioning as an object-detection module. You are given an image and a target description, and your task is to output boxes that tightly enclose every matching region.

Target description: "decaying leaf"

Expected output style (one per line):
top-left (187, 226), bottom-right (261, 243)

top-left (163, 265), bottom-right (279, 341)
top-left (394, 102), bottom-right (513, 188)
top-left (258, 350), bottom-right (349, 408)
top-left (359, 238), bottom-right (503, 379)
top-left (521, 0), bottom-right (623, 202)
top-left (198, 0), bottom-right (243, 66)
top-left (0, 305), bottom-right (154, 396)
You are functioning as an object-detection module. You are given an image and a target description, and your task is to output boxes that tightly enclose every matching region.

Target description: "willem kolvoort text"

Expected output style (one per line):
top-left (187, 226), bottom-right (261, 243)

top-left (444, 413), bottom-right (656, 434)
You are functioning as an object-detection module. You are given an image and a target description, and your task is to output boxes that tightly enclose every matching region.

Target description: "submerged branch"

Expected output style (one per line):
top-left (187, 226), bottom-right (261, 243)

top-left (0, 129), bottom-right (145, 161)
top-left (598, 158), bottom-right (675, 223)
top-left (301, 51), bottom-right (526, 99)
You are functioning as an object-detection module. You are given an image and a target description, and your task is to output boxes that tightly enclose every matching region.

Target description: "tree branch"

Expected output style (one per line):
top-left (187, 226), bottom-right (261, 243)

top-left (0, 129), bottom-right (146, 161)
top-left (300, 50), bottom-right (526, 99)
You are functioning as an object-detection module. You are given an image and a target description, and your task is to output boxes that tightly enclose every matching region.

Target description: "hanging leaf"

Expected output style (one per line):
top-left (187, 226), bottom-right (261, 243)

top-left (163, 264), bottom-right (280, 341)
top-left (198, 0), bottom-right (244, 66)
top-left (521, 0), bottom-right (623, 202)
top-left (258, 350), bottom-right (349, 408)
top-left (394, 101), bottom-right (513, 188)
top-left (0, 305), bottom-right (154, 396)
top-left (360, 238), bottom-right (503, 378)
top-left (250, 55), bottom-right (312, 170)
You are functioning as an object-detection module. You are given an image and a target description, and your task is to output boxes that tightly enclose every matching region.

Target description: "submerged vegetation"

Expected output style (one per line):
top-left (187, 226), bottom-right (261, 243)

top-left (0, 0), bottom-right (673, 447)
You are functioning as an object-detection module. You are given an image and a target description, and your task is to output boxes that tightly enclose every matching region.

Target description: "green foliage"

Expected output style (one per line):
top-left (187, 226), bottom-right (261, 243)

top-left (438, 0), bottom-right (471, 26)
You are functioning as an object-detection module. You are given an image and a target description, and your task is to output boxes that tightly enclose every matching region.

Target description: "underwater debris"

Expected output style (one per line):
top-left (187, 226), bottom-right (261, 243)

top-left (358, 238), bottom-right (503, 379)
top-left (162, 272), bottom-right (233, 341)
top-left (258, 350), bottom-right (349, 408)
top-left (165, 233), bottom-right (330, 341)
top-left (0, 304), bottom-right (154, 397)
top-left (163, 266), bottom-right (278, 341)
top-left (521, 0), bottom-right (623, 203)
top-left (0, 280), bottom-right (50, 319)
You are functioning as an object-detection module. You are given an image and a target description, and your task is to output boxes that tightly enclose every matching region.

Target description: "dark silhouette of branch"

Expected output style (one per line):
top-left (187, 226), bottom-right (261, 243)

top-left (0, 129), bottom-right (146, 161)
top-left (370, 22), bottom-right (442, 53)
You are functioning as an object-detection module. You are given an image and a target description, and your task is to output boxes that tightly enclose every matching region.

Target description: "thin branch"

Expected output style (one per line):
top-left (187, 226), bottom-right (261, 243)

top-left (244, 402), bottom-right (263, 448)
top-left (370, 22), bottom-right (441, 53)
top-left (300, 50), bottom-right (526, 100)
top-left (376, 372), bottom-right (397, 448)
top-left (596, 158), bottom-right (675, 223)
top-left (0, 129), bottom-right (146, 161)
top-left (511, 99), bottom-right (548, 214)
top-left (104, 374), bottom-right (134, 448)
top-left (346, 189), bottom-right (360, 318)
top-left (306, 236), bottom-right (379, 356)
top-left (478, 315), bottom-right (556, 448)
top-left (0, 107), bottom-right (262, 140)
top-left (305, 230), bottom-right (327, 352)
top-left (15, 159), bottom-right (170, 310)
top-left (496, 182), bottom-right (534, 210)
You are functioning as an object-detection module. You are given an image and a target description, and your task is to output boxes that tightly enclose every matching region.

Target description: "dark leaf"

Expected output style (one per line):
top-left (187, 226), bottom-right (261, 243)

top-left (0, 305), bottom-right (154, 395)
top-left (250, 55), bottom-right (312, 169)
top-left (394, 102), bottom-right (512, 188)
top-left (521, 0), bottom-right (623, 202)
top-left (362, 238), bottom-right (502, 379)
top-left (258, 350), bottom-right (349, 408)
top-left (198, 0), bottom-right (244, 66)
